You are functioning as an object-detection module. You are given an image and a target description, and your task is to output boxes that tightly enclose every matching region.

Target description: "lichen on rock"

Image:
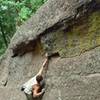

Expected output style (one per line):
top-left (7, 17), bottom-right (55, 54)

top-left (41, 10), bottom-right (100, 57)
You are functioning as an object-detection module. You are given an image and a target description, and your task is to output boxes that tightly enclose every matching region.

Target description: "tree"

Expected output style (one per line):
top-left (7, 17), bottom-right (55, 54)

top-left (0, 0), bottom-right (47, 55)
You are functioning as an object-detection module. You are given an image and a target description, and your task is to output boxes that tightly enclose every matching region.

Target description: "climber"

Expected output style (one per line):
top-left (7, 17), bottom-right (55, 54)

top-left (21, 53), bottom-right (49, 99)
top-left (32, 56), bottom-right (49, 98)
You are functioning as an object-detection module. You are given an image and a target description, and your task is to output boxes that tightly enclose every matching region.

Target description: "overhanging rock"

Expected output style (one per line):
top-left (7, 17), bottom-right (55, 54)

top-left (9, 0), bottom-right (97, 57)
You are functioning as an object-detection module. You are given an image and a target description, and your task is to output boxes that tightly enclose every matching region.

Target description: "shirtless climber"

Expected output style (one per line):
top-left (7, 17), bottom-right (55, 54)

top-left (32, 56), bottom-right (49, 98)
top-left (21, 54), bottom-right (49, 99)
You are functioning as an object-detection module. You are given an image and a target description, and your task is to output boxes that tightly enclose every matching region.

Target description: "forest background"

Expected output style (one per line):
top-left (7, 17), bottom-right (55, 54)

top-left (0, 0), bottom-right (47, 56)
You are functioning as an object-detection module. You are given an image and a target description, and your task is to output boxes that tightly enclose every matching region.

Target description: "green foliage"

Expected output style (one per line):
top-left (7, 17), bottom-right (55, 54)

top-left (19, 6), bottom-right (31, 20)
top-left (0, 1), bottom-right (17, 55)
top-left (0, 0), bottom-right (47, 56)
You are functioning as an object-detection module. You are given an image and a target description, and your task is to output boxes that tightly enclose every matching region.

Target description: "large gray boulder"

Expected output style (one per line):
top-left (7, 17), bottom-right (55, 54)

top-left (0, 0), bottom-right (100, 100)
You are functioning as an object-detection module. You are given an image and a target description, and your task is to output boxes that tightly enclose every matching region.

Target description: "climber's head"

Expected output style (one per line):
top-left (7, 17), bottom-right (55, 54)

top-left (36, 75), bottom-right (43, 84)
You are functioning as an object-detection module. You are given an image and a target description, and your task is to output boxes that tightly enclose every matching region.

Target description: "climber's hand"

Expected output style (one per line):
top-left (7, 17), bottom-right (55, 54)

top-left (45, 53), bottom-right (48, 57)
top-left (41, 88), bottom-right (45, 94)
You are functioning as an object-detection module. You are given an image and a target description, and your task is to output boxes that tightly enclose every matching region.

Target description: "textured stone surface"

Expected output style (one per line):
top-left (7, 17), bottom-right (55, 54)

top-left (1, 45), bottom-right (100, 100)
top-left (0, 0), bottom-right (100, 100)
top-left (10, 0), bottom-right (92, 48)
top-left (43, 46), bottom-right (100, 100)
top-left (41, 11), bottom-right (100, 57)
top-left (10, 0), bottom-right (100, 57)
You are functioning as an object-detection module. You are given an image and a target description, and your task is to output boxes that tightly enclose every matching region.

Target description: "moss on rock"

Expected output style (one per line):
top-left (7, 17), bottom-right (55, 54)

top-left (41, 11), bottom-right (100, 57)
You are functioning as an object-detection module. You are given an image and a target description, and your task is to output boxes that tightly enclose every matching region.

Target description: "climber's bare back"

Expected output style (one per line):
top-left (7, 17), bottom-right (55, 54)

top-left (32, 84), bottom-right (42, 97)
top-left (33, 84), bottom-right (41, 92)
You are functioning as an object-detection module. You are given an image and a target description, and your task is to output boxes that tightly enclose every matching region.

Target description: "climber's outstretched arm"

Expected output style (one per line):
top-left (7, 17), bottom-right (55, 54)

top-left (37, 58), bottom-right (49, 76)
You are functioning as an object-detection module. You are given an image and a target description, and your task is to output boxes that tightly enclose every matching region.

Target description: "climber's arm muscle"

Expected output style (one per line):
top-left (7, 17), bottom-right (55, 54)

top-left (32, 85), bottom-right (43, 97)
top-left (37, 58), bottom-right (49, 75)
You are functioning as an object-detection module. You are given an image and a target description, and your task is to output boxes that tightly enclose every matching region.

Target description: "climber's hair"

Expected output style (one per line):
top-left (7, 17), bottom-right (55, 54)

top-left (36, 75), bottom-right (43, 83)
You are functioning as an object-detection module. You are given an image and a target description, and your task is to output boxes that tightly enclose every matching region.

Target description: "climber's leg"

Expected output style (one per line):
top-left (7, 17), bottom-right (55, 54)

top-left (25, 93), bottom-right (33, 100)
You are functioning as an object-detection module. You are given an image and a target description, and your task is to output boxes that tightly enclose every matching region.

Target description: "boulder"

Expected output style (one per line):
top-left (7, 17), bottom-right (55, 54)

top-left (0, 0), bottom-right (100, 100)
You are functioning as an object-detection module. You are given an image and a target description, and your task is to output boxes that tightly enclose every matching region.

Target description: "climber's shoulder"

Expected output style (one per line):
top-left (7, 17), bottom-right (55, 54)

top-left (32, 84), bottom-right (41, 90)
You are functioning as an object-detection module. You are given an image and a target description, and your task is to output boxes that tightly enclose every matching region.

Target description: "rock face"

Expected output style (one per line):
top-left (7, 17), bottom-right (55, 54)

top-left (11, 0), bottom-right (95, 57)
top-left (43, 47), bottom-right (100, 100)
top-left (41, 11), bottom-right (100, 57)
top-left (0, 0), bottom-right (100, 100)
